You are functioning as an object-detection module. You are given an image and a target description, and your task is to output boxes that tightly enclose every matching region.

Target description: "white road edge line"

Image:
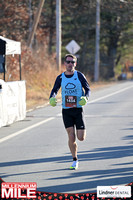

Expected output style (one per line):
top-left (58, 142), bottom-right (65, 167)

top-left (88, 85), bottom-right (133, 104)
top-left (0, 84), bottom-right (133, 144)
top-left (0, 117), bottom-right (54, 144)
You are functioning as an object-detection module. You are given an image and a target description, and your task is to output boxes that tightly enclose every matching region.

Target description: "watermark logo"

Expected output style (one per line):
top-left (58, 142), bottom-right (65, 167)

top-left (1, 182), bottom-right (37, 199)
top-left (97, 186), bottom-right (131, 198)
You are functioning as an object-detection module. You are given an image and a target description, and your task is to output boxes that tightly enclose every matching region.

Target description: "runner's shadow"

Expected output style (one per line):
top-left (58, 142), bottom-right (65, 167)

top-left (1, 145), bottom-right (133, 166)
top-left (38, 174), bottom-right (133, 193)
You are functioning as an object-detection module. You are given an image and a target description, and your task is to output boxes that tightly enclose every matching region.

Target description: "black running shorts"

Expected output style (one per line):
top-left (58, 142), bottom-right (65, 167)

top-left (62, 107), bottom-right (85, 129)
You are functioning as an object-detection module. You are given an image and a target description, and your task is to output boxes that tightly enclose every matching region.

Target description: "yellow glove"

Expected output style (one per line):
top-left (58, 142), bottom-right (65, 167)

top-left (49, 97), bottom-right (57, 107)
top-left (79, 96), bottom-right (88, 106)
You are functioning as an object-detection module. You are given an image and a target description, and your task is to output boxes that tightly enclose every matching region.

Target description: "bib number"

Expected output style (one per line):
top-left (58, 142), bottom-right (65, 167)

top-left (65, 96), bottom-right (77, 107)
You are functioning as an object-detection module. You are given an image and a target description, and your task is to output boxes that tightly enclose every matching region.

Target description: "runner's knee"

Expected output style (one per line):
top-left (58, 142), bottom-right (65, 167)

top-left (77, 130), bottom-right (86, 141)
top-left (77, 135), bottom-right (85, 141)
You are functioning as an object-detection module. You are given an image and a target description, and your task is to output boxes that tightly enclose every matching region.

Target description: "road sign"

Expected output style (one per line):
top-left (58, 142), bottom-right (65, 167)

top-left (66, 40), bottom-right (80, 54)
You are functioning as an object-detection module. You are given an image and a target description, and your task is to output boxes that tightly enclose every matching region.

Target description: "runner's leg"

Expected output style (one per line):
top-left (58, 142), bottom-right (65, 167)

top-left (66, 127), bottom-right (77, 159)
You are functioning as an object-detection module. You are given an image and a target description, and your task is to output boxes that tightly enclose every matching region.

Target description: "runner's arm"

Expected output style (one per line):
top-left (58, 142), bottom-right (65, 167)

top-left (77, 71), bottom-right (90, 99)
top-left (49, 74), bottom-right (62, 98)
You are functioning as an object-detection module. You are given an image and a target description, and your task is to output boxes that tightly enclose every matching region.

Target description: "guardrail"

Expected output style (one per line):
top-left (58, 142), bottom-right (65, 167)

top-left (0, 80), bottom-right (26, 128)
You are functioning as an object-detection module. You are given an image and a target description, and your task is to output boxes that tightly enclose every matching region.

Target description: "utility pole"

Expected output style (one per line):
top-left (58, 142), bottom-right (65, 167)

top-left (56, 0), bottom-right (61, 71)
top-left (94, 0), bottom-right (100, 82)
top-left (28, 0), bottom-right (45, 47)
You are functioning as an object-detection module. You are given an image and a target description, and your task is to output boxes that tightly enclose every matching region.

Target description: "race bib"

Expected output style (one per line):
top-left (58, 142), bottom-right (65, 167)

top-left (65, 96), bottom-right (77, 107)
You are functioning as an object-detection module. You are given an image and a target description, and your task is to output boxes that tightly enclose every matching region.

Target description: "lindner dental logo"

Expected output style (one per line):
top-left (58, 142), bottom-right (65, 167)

top-left (1, 182), bottom-right (37, 199)
top-left (97, 186), bottom-right (131, 198)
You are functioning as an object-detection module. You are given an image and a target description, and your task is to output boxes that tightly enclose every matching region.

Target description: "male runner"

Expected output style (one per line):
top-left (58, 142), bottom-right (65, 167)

top-left (49, 54), bottom-right (90, 169)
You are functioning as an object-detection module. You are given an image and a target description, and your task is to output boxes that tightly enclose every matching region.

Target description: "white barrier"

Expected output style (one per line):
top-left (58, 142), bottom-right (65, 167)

top-left (0, 80), bottom-right (26, 128)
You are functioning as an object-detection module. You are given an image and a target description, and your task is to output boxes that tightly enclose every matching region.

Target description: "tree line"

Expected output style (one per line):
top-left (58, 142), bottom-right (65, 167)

top-left (0, 0), bottom-right (133, 80)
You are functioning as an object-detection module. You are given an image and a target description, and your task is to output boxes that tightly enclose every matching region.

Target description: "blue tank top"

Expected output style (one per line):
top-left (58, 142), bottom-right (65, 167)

top-left (61, 70), bottom-right (84, 109)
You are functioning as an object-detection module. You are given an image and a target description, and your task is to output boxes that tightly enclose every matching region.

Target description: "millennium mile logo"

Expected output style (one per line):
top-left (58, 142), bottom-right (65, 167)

top-left (97, 186), bottom-right (131, 198)
top-left (1, 182), bottom-right (37, 199)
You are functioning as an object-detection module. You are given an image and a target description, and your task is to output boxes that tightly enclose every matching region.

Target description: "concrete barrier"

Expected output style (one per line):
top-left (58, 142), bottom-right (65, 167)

top-left (0, 79), bottom-right (26, 127)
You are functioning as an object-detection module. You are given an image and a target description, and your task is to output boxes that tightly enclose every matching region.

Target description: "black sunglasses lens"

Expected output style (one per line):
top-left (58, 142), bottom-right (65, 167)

top-left (66, 61), bottom-right (75, 64)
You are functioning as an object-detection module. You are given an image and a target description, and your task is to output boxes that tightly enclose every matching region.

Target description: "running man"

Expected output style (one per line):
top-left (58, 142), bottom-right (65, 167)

top-left (49, 54), bottom-right (90, 169)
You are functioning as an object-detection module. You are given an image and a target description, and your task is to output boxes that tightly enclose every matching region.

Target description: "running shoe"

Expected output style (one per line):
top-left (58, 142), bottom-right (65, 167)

top-left (70, 160), bottom-right (78, 170)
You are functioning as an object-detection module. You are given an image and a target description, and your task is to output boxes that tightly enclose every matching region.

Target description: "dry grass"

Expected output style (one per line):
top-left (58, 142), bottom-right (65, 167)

top-left (25, 68), bottom-right (61, 110)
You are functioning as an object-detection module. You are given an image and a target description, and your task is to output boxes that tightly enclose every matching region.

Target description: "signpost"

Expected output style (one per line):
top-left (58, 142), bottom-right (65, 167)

top-left (94, 0), bottom-right (100, 82)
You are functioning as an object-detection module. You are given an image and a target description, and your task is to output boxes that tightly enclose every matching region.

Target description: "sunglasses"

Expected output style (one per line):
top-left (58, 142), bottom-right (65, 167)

top-left (65, 60), bottom-right (75, 64)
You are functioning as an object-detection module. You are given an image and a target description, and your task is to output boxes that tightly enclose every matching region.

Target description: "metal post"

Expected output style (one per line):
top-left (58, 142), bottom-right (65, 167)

top-left (4, 55), bottom-right (6, 81)
top-left (94, 0), bottom-right (100, 82)
top-left (56, 0), bottom-right (61, 71)
top-left (19, 55), bottom-right (21, 80)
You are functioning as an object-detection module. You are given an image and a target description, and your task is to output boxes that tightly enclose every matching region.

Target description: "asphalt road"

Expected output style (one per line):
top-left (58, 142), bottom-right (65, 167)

top-left (0, 80), bottom-right (133, 194)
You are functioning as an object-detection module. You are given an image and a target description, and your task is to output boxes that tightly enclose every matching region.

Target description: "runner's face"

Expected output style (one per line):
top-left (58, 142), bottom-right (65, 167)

top-left (64, 57), bottom-right (76, 73)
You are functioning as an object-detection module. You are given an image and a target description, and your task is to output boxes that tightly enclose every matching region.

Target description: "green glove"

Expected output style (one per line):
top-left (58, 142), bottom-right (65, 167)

top-left (79, 96), bottom-right (88, 106)
top-left (49, 97), bottom-right (57, 107)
